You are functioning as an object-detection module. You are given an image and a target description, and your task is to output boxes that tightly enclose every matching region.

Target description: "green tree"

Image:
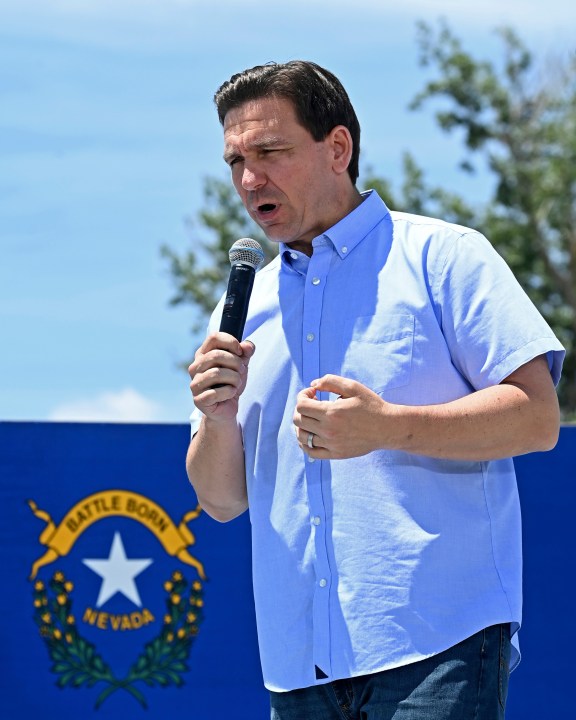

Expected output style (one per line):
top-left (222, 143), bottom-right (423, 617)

top-left (409, 20), bottom-right (575, 417)
top-left (362, 151), bottom-right (477, 228)
top-left (163, 22), bottom-right (575, 417)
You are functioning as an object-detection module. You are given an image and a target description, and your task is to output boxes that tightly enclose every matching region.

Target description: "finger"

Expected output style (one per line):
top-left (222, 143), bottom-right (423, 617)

top-left (295, 391), bottom-right (327, 423)
top-left (195, 331), bottom-right (244, 359)
top-left (295, 426), bottom-right (325, 453)
top-left (294, 386), bottom-right (319, 414)
top-left (189, 348), bottom-right (247, 379)
top-left (296, 385), bottom-right (317, 401)
top-left (240, 339), bottom-right (256, 360)
top-left (292, 397), bottom-right (321, 427)
top-left (293, 405), bottom-right (323, 446)
top-left (190, 367), bottom-right (243, 402)
top-left (310, 374), bottom-right (357, 397)
top-left (294, 417), bottom-right (323, 442)
top-left (191, 381), bottom-right (239, 411)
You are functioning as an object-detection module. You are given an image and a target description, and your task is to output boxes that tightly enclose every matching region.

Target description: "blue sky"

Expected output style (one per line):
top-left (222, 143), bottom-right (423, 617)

top-left (1, 0), bottom-right (574, 423)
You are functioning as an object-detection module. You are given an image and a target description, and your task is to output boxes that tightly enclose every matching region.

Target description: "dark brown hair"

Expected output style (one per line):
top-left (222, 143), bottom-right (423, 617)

top-left (214, 60), bottom-right (361, 184)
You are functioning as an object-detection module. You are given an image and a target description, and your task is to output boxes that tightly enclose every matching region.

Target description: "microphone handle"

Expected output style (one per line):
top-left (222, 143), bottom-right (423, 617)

top-left (219, 263), bottom-right (256, 340)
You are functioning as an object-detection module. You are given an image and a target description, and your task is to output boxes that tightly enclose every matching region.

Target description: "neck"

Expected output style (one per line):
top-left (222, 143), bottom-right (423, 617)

top-left (287, 186), bottom-right (364, 257)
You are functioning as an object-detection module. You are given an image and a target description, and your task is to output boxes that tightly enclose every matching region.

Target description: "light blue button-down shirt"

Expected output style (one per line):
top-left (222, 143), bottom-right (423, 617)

top-left (192, 191), bottom-right (564, 692)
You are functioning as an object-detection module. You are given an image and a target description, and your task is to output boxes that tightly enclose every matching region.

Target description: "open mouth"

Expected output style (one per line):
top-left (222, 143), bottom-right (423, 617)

top-left (258, 203), bottom-right (277, 214)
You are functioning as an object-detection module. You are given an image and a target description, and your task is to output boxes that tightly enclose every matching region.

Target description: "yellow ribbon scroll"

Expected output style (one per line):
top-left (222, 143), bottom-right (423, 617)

top-left (28, 490), bottom-right (206, 581)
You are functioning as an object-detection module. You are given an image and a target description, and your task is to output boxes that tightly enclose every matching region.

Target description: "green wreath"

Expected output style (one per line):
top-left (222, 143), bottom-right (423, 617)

top-left (32, 570), bottom-right (204, 709)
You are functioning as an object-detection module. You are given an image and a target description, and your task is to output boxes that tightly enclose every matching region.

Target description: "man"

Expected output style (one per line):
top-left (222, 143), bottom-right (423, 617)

top-left (187, 61), bottom-right (564, 719)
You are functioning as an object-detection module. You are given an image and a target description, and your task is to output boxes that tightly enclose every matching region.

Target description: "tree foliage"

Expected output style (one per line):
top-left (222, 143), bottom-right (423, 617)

top-left (160, 177), bottom-right (276, 336)
top-left (409, 21), bottom-right (576, 417)
top-left (163, 22), bottom-right (576, 417)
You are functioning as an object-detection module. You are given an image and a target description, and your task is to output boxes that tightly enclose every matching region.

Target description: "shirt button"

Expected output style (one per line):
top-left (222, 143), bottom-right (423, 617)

top-left (308, 457), bottom-right (316, 463)
top-left (306, 333), bottom-right (315, 342)
top-left (313, 516), bottom-right (321, 526)
top-left (341, 246), bottom-right (348, 254)
top-left (312, 277), bottom-right (321, 285)
top-left (319, 578), bottom-right (327, 588)
top-left (290, 252), bottom-right (298, 260)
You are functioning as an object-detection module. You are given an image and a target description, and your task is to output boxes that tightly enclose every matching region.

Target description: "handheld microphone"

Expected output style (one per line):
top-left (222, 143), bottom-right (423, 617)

top-left (219, 238), bottom-right (265, 340)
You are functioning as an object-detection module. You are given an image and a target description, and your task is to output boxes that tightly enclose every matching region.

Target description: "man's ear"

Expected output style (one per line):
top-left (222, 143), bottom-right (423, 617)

top-left (328, 125), bottom-right (354, 175)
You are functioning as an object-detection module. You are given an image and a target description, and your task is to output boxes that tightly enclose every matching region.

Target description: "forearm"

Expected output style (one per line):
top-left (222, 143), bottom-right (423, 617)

top-left (186, 334), bottom-right (256, 521)
top-left (186, 416), bottom-right (248, 522)
top-left (296, 355), bottom-right (560, 461)
top-left (389, 372), bottom-right (560, 461)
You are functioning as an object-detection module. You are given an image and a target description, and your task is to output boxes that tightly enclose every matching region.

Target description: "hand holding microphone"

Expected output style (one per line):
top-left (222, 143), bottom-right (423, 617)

top-left (189, 238), bottom-right (264, 416)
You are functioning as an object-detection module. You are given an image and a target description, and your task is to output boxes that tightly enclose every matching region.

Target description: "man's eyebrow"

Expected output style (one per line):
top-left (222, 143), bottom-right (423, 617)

top-left (223, 135), bottom-right (288, 163)
top-left (250, 135), bottom-right (287, 148)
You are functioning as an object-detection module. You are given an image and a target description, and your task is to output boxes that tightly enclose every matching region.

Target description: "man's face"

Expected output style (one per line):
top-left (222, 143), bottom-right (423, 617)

top-left (223, 96), bottom-right (345, 253)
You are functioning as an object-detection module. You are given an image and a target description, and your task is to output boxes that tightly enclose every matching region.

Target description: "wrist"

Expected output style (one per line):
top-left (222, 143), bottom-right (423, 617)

top-left (202, 413), bottom-right (240, 434)
top-left (378, 401), bottom-right (421, 453)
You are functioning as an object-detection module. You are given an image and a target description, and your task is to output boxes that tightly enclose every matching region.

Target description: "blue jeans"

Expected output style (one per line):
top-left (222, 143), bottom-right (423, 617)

top-left (270, 624), bottom-right (511, 719)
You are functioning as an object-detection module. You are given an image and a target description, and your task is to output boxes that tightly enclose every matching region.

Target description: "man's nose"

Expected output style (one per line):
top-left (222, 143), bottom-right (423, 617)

top-left (241, 164), bottom-right (266, 191)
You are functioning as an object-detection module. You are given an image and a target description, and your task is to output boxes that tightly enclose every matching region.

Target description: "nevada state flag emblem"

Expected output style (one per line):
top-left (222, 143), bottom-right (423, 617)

top-left (28, 490), bottom-right (206, 710)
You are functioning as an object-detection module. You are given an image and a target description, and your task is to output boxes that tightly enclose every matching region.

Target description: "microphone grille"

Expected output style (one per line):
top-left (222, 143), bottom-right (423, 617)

top-left (229, 238), bottom-right (265, 270)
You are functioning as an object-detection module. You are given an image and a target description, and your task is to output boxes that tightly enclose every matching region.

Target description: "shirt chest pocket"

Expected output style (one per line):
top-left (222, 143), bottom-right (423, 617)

top-left (339, 314), bottom-right (414, 394)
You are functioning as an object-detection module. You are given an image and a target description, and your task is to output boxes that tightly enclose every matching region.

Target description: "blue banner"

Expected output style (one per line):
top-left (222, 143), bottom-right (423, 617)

top-left (0, 422), bottom-right (573, 718)
top-left (0, 422), bottom-right (267, 719)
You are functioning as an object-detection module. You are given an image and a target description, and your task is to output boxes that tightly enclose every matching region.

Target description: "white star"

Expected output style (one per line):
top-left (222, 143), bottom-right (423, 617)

top-left (83, 532), bottom-right (153, 608)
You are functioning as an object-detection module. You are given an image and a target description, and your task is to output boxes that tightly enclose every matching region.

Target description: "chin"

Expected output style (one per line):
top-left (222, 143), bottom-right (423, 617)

top-left (260, 228), bottom-right (289, 244)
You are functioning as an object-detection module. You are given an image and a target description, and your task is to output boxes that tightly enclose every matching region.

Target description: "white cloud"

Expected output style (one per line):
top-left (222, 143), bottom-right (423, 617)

top-left (48, 388), bottom-right (164, 423)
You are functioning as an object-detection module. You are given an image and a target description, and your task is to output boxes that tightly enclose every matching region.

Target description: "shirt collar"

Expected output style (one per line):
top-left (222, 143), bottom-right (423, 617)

top-left (280, 190), bottom-right (390, 268)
